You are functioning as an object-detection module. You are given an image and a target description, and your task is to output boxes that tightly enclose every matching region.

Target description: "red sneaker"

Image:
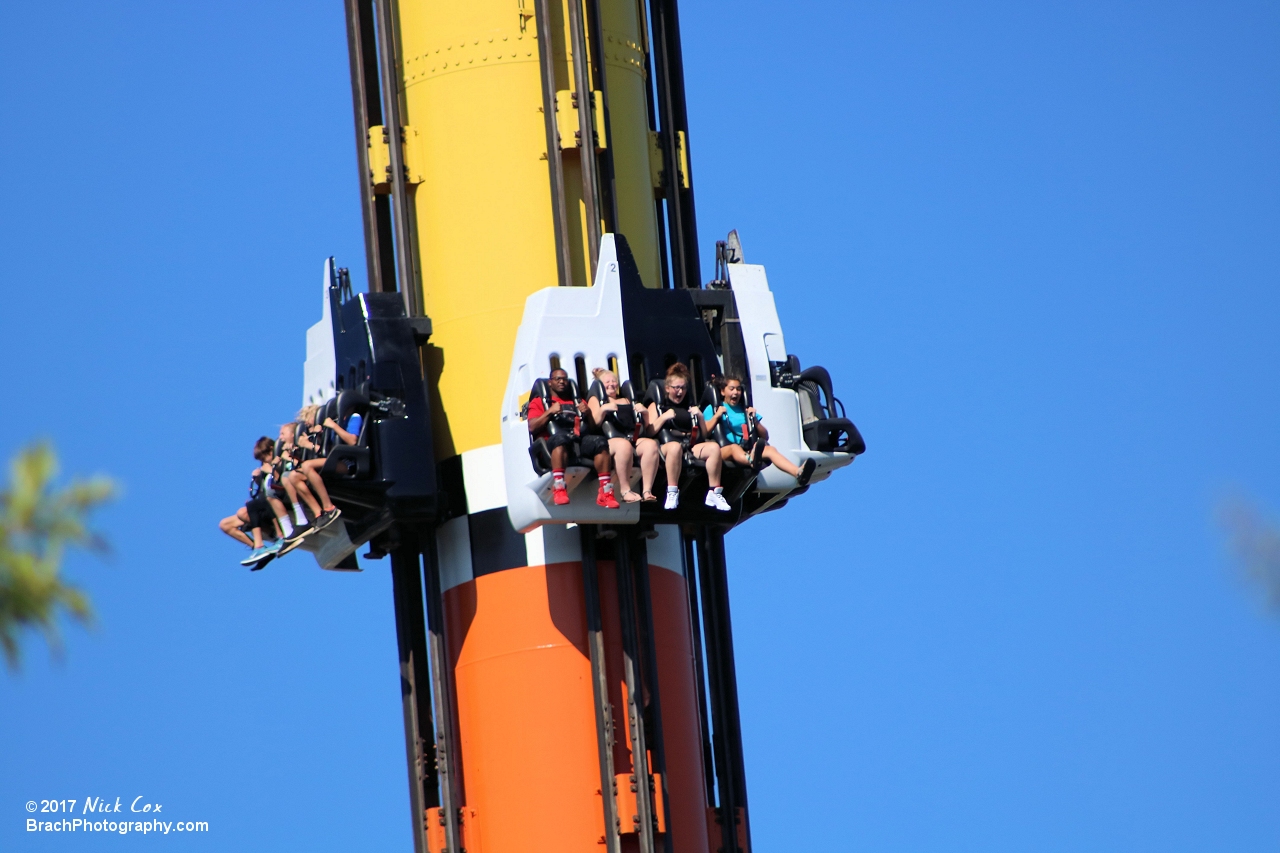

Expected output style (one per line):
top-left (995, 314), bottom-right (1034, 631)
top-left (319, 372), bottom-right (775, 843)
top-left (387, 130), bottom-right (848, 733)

top-left (553, 485), bottom-right (570, 506)
top-left (597, 489), bottom-right (620, 509)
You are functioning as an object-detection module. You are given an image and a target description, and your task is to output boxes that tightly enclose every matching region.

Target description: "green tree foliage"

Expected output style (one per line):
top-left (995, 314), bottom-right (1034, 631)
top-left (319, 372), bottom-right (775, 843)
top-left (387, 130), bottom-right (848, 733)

top-left (0, 442), bottom-right (115, 669)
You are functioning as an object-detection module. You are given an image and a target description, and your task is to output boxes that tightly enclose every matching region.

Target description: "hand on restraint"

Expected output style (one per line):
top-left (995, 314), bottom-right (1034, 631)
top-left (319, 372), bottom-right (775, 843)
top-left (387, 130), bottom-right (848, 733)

top-left (323, 417), bottom-right (338, 429)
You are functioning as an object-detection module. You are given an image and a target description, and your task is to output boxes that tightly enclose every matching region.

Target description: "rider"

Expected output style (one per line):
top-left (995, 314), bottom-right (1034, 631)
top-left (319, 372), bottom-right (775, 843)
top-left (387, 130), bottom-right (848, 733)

top-left (526, 367), bottom-right (619, 508)
top-left (704, 373), bottom-right (816, 486)
top-left (292, 405), bottom-right (342, 530)
top-left (586, 367), bottom-right (658, 503)
top-left (646, 362), bottom-right (729, 511)
top-left (219, 436), bottom-right (285, 567)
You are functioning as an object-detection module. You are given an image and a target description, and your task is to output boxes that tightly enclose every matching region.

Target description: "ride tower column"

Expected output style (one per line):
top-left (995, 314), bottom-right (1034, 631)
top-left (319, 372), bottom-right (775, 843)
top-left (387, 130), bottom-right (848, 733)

top-left (343, 1), bottom-right (721, 852)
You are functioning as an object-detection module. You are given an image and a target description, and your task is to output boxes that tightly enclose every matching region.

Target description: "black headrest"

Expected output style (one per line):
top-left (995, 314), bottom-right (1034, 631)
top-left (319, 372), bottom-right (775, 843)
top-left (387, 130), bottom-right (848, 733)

top-left (643, 379), bottom-right (666, 407)
top-left (589, 378), bottom-right (642, 405)
top-left (699, 381), bottom-right (722, 409)
top-left (531, 377), bottom-right (579, 402)
top-left (338, 388), bottom-right (370, 420)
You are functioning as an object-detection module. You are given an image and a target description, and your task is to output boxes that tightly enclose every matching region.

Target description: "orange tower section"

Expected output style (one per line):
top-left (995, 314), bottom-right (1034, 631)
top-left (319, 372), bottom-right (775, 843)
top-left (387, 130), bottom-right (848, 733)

top-left (437, 519), bottom-right (710, 853)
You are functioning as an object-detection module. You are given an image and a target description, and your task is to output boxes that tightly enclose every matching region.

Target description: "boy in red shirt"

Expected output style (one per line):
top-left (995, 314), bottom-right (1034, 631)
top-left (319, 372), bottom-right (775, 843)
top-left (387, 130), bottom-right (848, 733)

top-left (526, 368), bottom-right (619, 508)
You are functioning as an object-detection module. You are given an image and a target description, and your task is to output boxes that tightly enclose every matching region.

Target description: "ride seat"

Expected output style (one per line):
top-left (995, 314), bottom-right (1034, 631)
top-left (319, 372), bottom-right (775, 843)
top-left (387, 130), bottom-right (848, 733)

top-left (698, 382), bottom-right (734, 447)
top-left (323, 389), bottom-right (374, 480)
top-left (794, 365), bottom-right (865, 455)
top-left (526, 377), bottom-right (588, 475)
top-left (586, 379), bottom-right (640, 441)
top-left (643, 379), bottom-right (706, 471)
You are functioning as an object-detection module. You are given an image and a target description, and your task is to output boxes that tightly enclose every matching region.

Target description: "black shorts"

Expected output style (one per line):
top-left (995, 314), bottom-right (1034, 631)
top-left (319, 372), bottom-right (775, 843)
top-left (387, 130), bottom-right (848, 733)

top-left (578, 434), bottom-right (608, 458)
top-left (244, 497), bottom-right (274, 532)
top-left (546, 432), bottom-right (609, 459)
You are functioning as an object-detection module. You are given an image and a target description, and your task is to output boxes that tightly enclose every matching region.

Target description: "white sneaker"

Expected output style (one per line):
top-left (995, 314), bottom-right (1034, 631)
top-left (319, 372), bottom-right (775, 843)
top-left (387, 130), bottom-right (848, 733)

top-left (663, 490), bottom-right (680, 511)
top-left (705, 490), bottom-right (731, 511)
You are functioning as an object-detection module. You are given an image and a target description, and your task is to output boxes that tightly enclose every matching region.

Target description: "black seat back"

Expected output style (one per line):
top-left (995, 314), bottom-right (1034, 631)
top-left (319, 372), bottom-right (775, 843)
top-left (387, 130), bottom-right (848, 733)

top-left (529, 377), bottom-right (580, 438)
top-left (795, 365), bottom-right (866, 455)
top-left (588, 378), bottom-right (638, 440)
top-left (337, 389), bottom-right (371, 446)
top-left (526, 377), bottom-right (587, 474)
top-left (645, 379), bottom-right (697, 446)
top-left (643, 379), bottom-right (666, 408)
top-left (699, 382), bottom-right (734, 446)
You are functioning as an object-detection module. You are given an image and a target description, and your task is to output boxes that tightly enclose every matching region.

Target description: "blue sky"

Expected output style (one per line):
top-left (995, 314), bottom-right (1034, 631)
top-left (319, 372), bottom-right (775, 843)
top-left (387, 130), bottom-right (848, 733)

top-left (2, 1), bottom-right (1277, 850)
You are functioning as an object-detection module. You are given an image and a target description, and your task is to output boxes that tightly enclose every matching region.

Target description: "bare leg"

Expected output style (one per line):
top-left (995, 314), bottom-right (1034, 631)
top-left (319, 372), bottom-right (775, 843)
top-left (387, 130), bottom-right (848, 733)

top-left (550, 444), bottom-right (568, 470)
top-left (609, 437), bottom-right (638, 500)
top-left (637, 438), bottom-right (660, 497)
top-left (693, 442), bottom-right (723, 487)
top-left (594, 448), bottom-right (611, 475)
top-left (762, 445), bottom-right (801, 477)
top-left (278, 479), bottom-right (314, 522)
top-left (720, 444), bottom-right (751, 466)
top-left (300, 459), bottom-right (336, 511)
top-left (220, 513), bottom-right (254, 548)
top-left (267, 495), bottom-right (290, 529)
top-left (662, 441), bottom-right (683, 488)
top-left (288, 472), bottom-right (323, 517)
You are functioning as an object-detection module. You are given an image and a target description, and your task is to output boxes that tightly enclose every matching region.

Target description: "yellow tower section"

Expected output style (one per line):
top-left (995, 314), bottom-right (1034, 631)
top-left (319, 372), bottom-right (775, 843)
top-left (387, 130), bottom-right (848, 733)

top-left (396, 0), bottom-right (662, 459)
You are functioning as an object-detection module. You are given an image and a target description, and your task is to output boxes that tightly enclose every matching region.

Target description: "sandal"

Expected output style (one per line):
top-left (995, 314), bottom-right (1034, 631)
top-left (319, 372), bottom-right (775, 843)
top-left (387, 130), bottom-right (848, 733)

top-left (641, 491), bottom-right (658, 502)
top-left (621, 490), bottom-right (642, 503)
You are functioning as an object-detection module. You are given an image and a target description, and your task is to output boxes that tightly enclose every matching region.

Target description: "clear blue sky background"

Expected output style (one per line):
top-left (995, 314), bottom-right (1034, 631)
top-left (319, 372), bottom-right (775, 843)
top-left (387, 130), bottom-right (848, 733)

top-left (2, 1), bottom-right (1277, 850)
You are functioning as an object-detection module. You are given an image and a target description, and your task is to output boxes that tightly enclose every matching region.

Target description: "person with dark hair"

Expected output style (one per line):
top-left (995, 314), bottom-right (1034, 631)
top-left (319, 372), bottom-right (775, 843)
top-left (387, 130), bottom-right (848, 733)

top-left (646, 362), bottom-right (729, 511)
top-left (219, 436), bottom-right (285, 568)
top-left (705, 373), bottom-right (816, 486)
top-left (526, 367), bottom-right (619, 508)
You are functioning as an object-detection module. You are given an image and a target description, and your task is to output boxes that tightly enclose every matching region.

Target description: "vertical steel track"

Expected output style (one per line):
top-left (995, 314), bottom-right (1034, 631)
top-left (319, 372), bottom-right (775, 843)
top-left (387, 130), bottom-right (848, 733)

top-left (648, 0), bottom-right (702, 289)
top-left (372, 0), bottom-right (421, 316)
top-left (615, 534), bottom-right (657, 852)
top-left (583, 0), bottom-right (619, 233)
top-left (534, 0), bottom-right (574, 289)
top-left (630, 533), bottom-right (675, 853)
top-left (566, 0), bottom-right (603, 277)
top-left (342, 0), bottom-right (396, 293)
top-left (422, 531), bottom-right (463, 853)
top-left (681, 532), bottom-right (716, 805)
top-left (390, 541), bottom-right (437, 853)
top-left (581, 527), bottom-right (624, 853)
top-left (695, 529), bottom-right (753, 853)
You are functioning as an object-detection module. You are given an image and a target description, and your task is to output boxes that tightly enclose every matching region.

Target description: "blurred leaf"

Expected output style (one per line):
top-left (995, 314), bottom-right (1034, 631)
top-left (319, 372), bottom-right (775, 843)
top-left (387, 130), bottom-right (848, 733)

top-left (0, 441), bottom-right (117, 670)
top-left (1218, 494), bottom-right (1280, 616)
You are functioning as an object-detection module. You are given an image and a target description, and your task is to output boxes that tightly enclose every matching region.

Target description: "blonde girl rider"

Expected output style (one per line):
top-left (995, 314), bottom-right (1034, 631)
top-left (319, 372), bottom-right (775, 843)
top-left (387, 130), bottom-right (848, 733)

top-left (646, 362), bottom-right (730, 511)
top-left (292, 405), bottom-right (342, 530)
top-left (587, 367), bottom-right (658, 503)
